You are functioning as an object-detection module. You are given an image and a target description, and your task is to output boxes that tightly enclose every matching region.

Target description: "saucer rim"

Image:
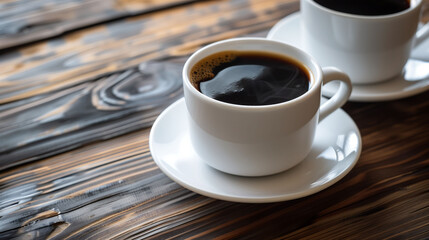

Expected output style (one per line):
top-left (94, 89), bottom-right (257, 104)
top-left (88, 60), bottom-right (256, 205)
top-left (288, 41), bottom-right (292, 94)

top-left (267, 12), bottom-right (429, 102)
top-left (149, 98), bottom-right (362, 203)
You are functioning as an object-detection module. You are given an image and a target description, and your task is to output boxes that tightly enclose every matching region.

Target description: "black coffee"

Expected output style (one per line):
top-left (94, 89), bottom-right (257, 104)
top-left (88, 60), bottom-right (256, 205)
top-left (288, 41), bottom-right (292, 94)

top-left (190, 51), bottom-right (311, 106)
top-left (314, 0), bottom-right (410, 16)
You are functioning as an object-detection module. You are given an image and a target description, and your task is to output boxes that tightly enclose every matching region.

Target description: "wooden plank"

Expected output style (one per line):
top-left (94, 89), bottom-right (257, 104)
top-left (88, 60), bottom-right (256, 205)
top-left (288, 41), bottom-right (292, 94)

top-left (1, 0), bottom-right (429, 239)
top-left (0, 92), bottom-right (428, 239)
top-left (0, 0), bottom-right (199, 50)
top-left (0, 0), bottom-right (299, 169)
top-left (0, 61), bottom-right (183, 169)
top-left (0, 0), bottom-right (298, 104)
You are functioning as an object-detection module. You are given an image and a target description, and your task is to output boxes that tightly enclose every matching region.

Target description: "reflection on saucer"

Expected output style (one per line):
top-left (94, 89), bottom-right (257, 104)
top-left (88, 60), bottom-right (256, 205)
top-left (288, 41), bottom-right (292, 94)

top-left (405, 59), bottom-right (429, 81)
top-left (267, 12), bottom-right (429, 102)
top-left (318, 131), bottom-right (360, 162)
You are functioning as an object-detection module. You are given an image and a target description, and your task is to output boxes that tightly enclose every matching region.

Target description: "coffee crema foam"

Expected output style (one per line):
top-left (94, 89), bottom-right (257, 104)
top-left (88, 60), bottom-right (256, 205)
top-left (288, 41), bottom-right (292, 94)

top-left (190, 52), bottom-right (238, 90)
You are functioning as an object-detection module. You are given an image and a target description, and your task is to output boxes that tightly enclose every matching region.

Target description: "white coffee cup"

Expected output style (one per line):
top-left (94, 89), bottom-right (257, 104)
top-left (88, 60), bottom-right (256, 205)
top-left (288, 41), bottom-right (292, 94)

top-left (183, 38), bottom-right (352, 176)
top-left (301, 0), bottom-right (423, 84)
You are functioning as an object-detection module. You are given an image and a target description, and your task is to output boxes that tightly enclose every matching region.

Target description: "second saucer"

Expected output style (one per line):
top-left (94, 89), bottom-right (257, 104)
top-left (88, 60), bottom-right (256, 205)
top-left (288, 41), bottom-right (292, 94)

top-left (267, 12), bottom-right (429, 102)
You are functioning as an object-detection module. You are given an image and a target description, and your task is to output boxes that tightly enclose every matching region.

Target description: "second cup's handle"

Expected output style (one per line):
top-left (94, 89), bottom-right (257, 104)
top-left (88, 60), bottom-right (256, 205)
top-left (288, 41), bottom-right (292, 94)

top-left (412, 22), bottom-right (429, 61)
top-left (319, 67), bottom-right (352, 122)
top-left (414, 22), bottom-right (429, 49)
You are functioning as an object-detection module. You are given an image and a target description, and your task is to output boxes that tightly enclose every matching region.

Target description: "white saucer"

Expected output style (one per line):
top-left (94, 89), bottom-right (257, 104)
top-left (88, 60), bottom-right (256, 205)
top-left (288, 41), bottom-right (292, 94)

top-left (149, 98), bottom-right (362, 203)
top-left (267, 12), bottom-right (429, 102)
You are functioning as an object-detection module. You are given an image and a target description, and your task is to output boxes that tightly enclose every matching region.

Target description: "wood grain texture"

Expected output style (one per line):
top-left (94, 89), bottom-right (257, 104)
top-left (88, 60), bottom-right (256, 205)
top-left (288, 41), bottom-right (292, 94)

top-left (0, 0), bottom-right (299, 169)
top-left (0, 0), bottom-right (198, 50)
top-left (0, 60), bottom-right (183, 169)
top-left (0, 0), bottom-right (429, 239)
top-left (1, 93), bottom-right (428, 239)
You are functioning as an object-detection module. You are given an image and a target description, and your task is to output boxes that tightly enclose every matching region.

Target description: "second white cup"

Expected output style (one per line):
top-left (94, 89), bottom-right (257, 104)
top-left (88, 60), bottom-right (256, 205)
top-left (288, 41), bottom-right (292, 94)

top-left (301, 0), bottom-right (422, 84)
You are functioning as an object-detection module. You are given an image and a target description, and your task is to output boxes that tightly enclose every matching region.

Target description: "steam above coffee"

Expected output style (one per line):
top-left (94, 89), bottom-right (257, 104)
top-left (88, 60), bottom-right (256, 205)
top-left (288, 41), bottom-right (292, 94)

top-left (190, 51), bottom-right (311, 106)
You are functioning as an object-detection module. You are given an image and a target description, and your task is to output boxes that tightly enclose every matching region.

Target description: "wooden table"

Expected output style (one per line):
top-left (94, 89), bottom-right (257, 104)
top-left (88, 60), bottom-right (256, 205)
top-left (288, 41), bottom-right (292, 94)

top-left (1, 0), bottom-right (429, 239)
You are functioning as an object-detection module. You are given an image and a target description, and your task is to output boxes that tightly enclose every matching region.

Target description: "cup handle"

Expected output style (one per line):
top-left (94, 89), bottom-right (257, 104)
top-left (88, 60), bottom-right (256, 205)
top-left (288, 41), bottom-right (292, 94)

top-left (319, 67), bottom-right (352, 122)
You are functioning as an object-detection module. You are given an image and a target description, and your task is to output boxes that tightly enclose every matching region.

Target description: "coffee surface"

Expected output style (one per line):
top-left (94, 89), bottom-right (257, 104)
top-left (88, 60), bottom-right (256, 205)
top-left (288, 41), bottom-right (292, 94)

top-left (190, 51), bottom-right (310, 106)
top-left (314, 0), bottom-right (410, 16)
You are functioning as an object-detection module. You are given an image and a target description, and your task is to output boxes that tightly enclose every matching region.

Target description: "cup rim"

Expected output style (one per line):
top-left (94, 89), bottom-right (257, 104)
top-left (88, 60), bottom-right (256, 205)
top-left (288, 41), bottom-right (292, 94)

top-left (306, 0), bottom-right (422, 20)
top-left (182, 37), bottom-right (322, 111)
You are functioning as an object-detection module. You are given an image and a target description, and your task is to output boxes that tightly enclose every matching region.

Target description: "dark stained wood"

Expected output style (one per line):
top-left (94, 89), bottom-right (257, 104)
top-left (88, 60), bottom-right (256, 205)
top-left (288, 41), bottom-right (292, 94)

top-left (0, 0), bottom-right (299, 169)
top-left (1, 92), bottom-right (428, 239)
top-left (0, 0), bottom-right (429, 239)
top-left (0, 60), bottom-right (183, 169)
top-left (0, 0), bottom-right (199, 50)
top-left (0, 0), bottom-right (298, 104)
